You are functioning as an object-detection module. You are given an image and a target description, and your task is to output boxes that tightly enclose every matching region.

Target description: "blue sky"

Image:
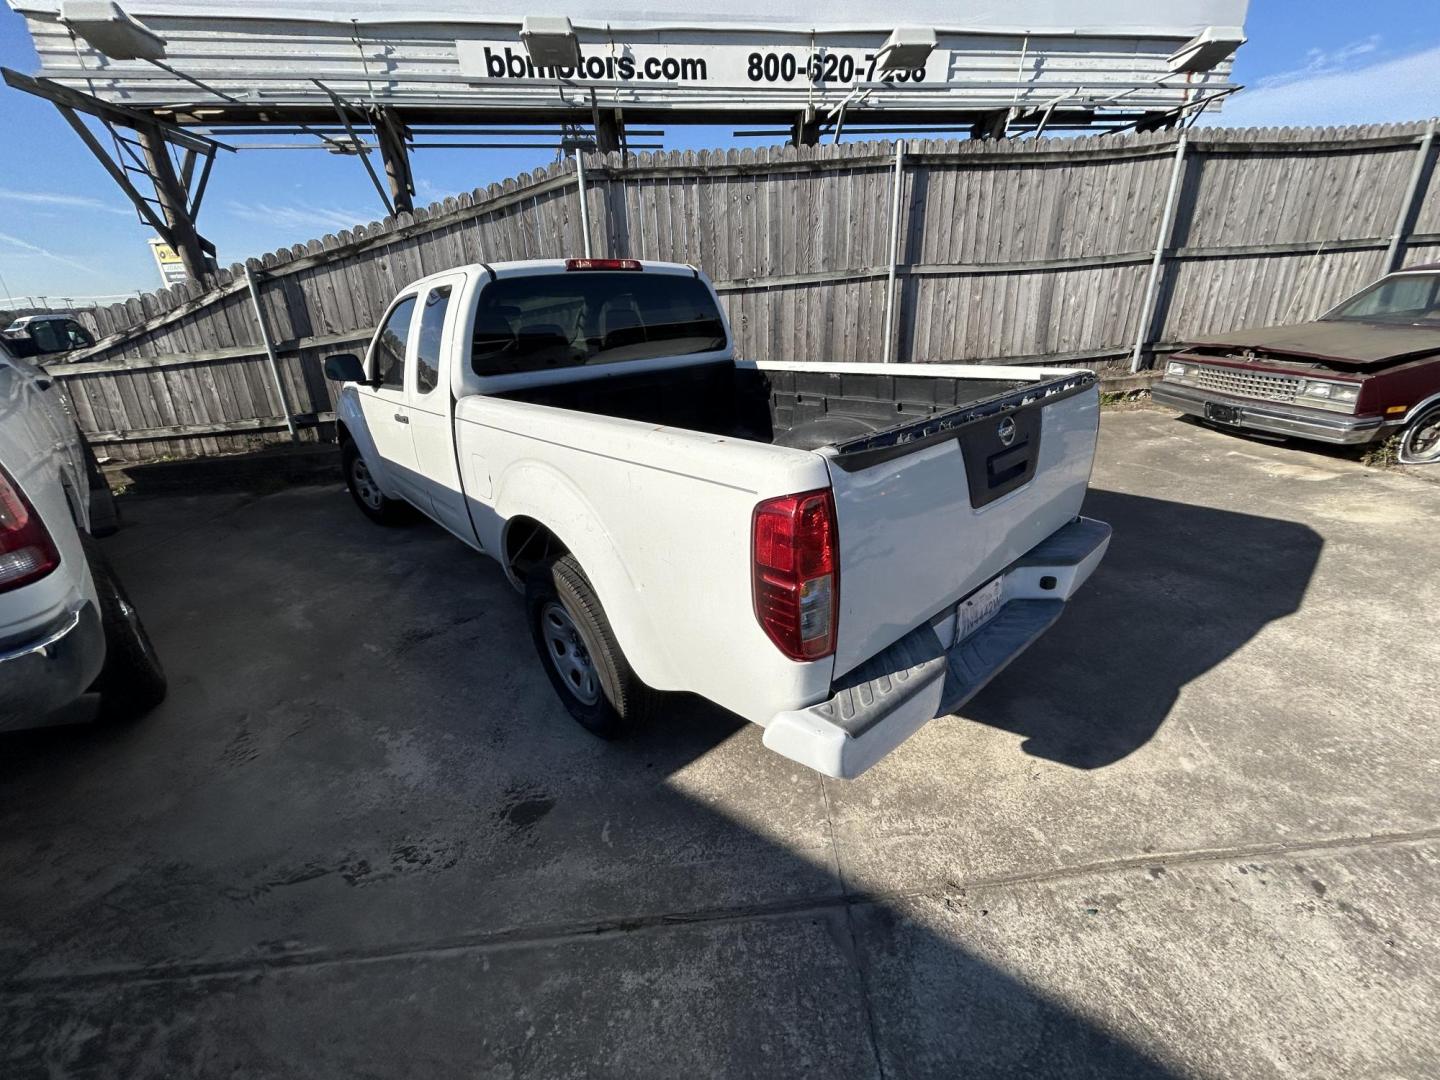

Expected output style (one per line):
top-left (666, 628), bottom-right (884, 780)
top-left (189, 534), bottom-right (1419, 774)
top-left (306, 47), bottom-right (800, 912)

top-left (1, 1), bottom-right (1438, 304)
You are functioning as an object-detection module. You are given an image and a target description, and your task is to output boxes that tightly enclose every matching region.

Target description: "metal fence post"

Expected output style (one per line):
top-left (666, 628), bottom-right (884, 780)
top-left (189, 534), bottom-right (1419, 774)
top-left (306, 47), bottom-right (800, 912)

top-left (243, 264), bottom-right (298, 441)
top-left (1384, 118), bottom-right (1437, 273)
top-left (574, 149), bottom-right (594, 259)
top-left (1129, 134), bottom-right (1189, 373)
top-left (881, 139), bottom-right (906, 364)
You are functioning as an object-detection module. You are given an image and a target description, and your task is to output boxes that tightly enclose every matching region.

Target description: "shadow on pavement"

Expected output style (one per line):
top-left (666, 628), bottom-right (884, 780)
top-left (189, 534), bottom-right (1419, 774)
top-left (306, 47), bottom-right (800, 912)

top-left (0, 484), bottom-right (1236, 1078)
top-left (962, 488), bottom-right (1323, 768)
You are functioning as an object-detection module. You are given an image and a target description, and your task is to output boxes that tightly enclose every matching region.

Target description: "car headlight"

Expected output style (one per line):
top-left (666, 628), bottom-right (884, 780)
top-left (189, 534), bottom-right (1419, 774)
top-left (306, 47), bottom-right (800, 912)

top-left (1299, 379), bottom-right (1360, 412)
top-left (1165, 361), bottom-right (1193, 382)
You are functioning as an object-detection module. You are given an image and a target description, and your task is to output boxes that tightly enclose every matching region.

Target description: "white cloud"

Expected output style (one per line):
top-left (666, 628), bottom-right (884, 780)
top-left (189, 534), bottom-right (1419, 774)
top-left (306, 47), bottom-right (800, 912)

top-left (1254, 35), bottom-right (1381, 89)
top-left (225, 200), bottom-right (373, 234)
top-left (0, 231), bottom-right (98, 275)
top-left (0, 188), bottom-right (130, 216)
top-left (1211, 42), bottom-right (1440, 128)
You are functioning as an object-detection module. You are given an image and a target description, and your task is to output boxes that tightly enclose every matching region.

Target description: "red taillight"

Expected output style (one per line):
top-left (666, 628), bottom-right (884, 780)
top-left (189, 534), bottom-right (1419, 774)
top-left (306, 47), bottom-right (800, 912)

top-left (0, 464), bottom-right (60, 593)
top-left (565, 258), bottom-right (642, 271)
top-left (752, 489), bottom-right (839, 662)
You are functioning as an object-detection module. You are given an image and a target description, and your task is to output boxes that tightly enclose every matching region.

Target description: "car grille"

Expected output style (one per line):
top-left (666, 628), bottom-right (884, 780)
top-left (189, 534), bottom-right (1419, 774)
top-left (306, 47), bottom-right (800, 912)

top-left (1191, 364), bottom-right (1300, 403)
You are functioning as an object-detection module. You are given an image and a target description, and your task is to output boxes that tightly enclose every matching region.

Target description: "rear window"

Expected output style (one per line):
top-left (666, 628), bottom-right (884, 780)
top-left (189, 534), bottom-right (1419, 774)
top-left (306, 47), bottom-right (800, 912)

top-left (470, 271), bottom-right (726, 376)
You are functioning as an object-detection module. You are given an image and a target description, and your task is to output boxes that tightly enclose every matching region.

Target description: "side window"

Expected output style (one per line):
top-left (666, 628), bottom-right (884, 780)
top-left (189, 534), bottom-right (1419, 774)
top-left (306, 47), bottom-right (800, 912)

top-left (64, 321), bottom-right (94, 349)
top-left (28, 320), bottom-right (66, 354)
top-left (373, 296), bottom-right (416, 390)
top-left (415, 285), bottom-right (452, 395)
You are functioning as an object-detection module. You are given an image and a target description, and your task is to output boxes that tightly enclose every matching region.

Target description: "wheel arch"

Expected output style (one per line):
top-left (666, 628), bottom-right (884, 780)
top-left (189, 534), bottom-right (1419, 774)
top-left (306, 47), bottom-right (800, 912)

top-left (1397, 391), bottom-right (1440, 464)
top-left (495, 464), bottom-right (678, 692)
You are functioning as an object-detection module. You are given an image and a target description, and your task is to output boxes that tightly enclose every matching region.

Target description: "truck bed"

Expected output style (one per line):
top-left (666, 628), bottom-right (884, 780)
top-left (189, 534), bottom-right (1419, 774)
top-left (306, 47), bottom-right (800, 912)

top-left (494, 357), bottom-right (1049, 454)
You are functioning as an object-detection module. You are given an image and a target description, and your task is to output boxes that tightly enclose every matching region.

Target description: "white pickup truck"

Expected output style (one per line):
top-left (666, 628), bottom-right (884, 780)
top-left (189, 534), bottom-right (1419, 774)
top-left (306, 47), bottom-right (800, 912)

top-left (327, 258), bottom-right (1110, 778)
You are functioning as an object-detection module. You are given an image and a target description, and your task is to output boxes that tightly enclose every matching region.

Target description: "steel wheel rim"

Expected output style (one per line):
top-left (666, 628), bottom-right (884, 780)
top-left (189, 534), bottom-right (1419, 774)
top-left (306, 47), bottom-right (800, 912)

top-left (541, 601), bottom-right (601, 706)
top-left (1403, 410), bottom-right (1440, 463)
top-left (350, 455), bottom-right (383, 510)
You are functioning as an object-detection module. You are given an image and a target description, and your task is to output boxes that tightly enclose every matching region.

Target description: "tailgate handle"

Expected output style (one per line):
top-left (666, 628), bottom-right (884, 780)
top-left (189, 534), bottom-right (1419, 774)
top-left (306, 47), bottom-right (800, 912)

top-left (987, 442), bottom-right (1031, 484)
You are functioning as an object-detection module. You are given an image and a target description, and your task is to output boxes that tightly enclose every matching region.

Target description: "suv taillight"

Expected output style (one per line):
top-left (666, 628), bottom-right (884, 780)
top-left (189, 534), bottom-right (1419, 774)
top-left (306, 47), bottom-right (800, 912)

top-left (0, 463), bottom-right (60, 593)
top-left (752, 489), bottom-right (839, 661)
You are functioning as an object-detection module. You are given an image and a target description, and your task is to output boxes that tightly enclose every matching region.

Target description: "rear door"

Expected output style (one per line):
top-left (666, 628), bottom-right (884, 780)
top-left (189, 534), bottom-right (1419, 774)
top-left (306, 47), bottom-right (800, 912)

top-left (822, 383), bottom-right (1099, 676)
top-left (358, 293), bottom-right (423, 507)
top-left (406, 276), bottom-right (475, 542)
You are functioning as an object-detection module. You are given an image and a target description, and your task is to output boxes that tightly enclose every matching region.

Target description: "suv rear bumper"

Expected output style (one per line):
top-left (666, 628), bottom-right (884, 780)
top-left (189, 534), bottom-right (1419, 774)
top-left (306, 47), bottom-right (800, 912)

top-left (761, 516), bottom-right (1110, 779)
top-left (1151, 381), bottom-right (1388, 445)
top-left (0, 601), bottom-right (104, 728)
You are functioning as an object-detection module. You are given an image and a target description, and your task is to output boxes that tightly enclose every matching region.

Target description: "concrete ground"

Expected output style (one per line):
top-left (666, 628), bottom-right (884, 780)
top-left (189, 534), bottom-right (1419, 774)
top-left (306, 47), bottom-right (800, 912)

top-left (2, 407), bottom-right (1438, 1078)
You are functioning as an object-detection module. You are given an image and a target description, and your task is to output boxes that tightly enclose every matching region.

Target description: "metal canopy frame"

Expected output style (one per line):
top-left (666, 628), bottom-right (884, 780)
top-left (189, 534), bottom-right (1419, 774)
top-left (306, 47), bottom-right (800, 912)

top-left (3, 7), bottom-right (1243, 287)
top-left (3, 67), bottom-right (227, 283)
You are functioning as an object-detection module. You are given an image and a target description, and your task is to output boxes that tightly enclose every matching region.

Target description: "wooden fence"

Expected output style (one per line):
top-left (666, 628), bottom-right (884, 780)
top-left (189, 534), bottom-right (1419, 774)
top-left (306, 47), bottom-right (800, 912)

top-left (46, 120), bottom-right (1440, 463)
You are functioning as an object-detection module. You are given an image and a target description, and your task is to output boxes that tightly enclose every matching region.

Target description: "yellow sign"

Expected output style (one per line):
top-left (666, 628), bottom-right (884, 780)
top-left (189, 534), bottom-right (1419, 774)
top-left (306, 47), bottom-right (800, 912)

top-left (147, 238), bottom-right (188, 287)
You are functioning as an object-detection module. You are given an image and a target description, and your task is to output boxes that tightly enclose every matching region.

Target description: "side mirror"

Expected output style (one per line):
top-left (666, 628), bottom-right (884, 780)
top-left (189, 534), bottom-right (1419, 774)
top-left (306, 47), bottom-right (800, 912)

top-left (324, 353), bottom-right (366, 384)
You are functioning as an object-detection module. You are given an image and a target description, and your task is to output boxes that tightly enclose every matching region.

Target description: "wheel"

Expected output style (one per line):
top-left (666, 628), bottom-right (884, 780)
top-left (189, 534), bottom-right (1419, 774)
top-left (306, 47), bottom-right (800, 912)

top-left (525, 554), bottom-right (662, 739)
top-left (342, 440), bottom-right (414, 525)
top-left (1398, 402), bottom-right (1440, 465)
top-left (82, 535), bottom-right (166, 722)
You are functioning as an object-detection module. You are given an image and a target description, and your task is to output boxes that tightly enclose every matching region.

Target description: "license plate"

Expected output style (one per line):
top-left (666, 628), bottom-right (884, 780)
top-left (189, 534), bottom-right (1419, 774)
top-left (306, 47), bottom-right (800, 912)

top-left (957, 578), bottom-right (1004, 642)
top-left (1205, 402), bottom-right (1241, 425)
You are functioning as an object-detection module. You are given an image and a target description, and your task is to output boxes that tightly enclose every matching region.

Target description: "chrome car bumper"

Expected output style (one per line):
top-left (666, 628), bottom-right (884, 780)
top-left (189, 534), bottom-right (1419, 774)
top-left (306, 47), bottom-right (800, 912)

top-left (0, 601), bottom-right (105, 728)
top-left (1152, 381), bottom-right (1390, 445)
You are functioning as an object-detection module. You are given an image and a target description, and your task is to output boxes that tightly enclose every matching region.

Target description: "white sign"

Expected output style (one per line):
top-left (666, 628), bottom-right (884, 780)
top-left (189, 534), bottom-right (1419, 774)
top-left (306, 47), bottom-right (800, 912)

top-left (457, 40), bottom-right (937, 90)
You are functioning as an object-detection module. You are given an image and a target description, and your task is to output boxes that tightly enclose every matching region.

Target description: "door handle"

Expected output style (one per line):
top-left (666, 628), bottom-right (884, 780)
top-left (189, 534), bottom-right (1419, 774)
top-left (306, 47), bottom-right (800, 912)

top-left (394, 413), bottom-right (409, 424)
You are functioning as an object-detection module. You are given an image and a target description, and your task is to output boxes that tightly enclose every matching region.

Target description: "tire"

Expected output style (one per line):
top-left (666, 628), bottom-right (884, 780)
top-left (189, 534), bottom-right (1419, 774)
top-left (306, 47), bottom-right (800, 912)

top-left (1398, 402), bottom-right (1440, 465)
top-left (525, 554), bottom-right (662, 739)
top-left (83, 535), bottom-right (166, 723)
top-left (79, 431), bottom-right (120, 537)
top-left (343, 440), bottom-right (414, 525)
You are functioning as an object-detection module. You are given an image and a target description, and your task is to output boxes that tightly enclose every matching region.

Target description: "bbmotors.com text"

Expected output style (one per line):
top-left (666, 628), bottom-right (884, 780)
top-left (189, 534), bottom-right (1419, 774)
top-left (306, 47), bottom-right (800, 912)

top-left (483, 47), bottom-right (709, 82)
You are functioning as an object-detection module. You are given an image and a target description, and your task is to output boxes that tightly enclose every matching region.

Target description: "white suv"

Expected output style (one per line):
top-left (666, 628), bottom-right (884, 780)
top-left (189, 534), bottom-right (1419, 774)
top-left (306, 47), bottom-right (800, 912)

top-left (0, 340), bottom-right (165, 728)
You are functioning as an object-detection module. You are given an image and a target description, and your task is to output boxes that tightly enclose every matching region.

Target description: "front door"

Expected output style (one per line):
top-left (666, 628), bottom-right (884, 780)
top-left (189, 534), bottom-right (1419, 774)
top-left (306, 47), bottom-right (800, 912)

top-left (357, 293), bottom-right (423, 508)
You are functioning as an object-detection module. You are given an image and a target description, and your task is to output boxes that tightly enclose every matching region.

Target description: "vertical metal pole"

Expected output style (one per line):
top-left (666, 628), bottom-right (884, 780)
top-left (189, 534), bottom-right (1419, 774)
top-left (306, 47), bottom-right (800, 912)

top-left (1384, 118), bottom-right (1437, 273)
top-left (881, 139), bottom-right (906, 364)
top-left (1130, 133), bottom-right (1189, 373)
top-left (244, 265), bottom-right (299, 442)
top-left (574, 149), bottom-right (594, 259)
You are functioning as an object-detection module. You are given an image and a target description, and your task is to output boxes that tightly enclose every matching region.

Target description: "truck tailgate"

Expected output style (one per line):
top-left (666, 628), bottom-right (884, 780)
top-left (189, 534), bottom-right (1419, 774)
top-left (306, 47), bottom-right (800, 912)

top-left (822, 374), bottom-right (1098, 676)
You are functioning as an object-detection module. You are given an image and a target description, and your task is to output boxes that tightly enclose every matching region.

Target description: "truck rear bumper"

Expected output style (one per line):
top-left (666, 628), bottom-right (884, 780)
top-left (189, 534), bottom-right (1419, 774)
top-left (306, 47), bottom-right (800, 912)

top-left (762, 516), bottom-right (1110, 779)
top-left (1151, 382), bottom-right (1387, 445)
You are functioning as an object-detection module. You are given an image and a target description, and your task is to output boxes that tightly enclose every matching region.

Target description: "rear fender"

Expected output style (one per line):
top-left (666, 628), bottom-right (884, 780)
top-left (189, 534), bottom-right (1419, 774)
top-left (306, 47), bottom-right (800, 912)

top-left (495, 461), bottom-right (675, 691)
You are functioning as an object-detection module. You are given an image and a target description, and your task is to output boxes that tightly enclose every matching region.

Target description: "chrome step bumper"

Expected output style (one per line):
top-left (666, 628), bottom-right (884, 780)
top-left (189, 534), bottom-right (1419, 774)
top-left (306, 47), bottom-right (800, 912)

top-left (762, 517), bottom-right (1110, 779)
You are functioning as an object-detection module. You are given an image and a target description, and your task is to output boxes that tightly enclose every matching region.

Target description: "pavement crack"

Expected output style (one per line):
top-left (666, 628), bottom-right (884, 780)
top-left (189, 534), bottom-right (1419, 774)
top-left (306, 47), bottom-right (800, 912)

top-left (5, 825), bottom-right (1437, 997)
top-left (819, 777), bottom-right (887, 1080)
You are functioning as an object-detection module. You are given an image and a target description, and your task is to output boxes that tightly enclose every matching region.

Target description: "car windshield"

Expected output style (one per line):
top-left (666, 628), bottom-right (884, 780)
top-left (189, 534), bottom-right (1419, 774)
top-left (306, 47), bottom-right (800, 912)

top-left (1324, 272), bottom-right (1440, 325)
top-left (470, 271), bottom-right (727, 375)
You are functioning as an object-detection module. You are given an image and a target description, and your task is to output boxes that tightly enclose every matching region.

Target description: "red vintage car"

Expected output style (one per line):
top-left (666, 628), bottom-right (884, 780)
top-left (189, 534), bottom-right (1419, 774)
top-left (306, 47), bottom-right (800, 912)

top-left (1153, 265), bottom-right (1440, 464)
